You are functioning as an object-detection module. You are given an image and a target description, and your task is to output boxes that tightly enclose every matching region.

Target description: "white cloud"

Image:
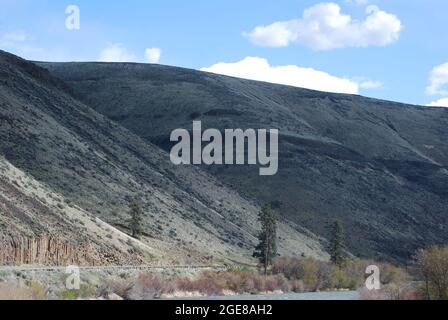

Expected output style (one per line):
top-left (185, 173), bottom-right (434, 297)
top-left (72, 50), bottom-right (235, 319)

top-left (2, 30), bottom-right (28, 43)
top-left (359, 80), bottom-right (383, 89)
top-left (0, 30), bottom-right (29, 48)
top-left (426, 62), bottom-right (448, 95)
top-left (426, 98), bottom-right (448, 108)
top-left (201, 56), bottom-right (360, 94)
top-left (344, 0), bottom-right (369, 6)
top-left (425, 62), bottom-right (448, 108)
top-left (145, 47), bottom-right (162, 64)
top-left (98, 43), bottom-right (136, 62)
top-left (243, 3), bottom-right (402, 50)
top-left (98, 44), bottom-right (163, 63)
top-left (0, 31), bottom-right (49, 61)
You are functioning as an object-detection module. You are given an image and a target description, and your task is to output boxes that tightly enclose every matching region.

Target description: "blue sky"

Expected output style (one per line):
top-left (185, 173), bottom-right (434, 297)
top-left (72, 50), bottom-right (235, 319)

top-left (1, 0), bottom-right (448, 107)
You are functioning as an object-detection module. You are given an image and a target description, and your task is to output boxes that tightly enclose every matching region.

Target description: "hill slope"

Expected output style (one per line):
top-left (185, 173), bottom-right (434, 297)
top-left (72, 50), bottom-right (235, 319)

top-left (0, 51), bottom-right (328, 265)
top-left (40, 61), bottom-right (448, 262)
top-left (0, 156), bottom-right (148, 265)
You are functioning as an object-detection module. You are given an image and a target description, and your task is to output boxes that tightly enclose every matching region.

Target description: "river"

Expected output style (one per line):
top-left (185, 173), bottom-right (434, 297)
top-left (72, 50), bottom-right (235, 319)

top-left (188, 291), bottom-right (360, 300)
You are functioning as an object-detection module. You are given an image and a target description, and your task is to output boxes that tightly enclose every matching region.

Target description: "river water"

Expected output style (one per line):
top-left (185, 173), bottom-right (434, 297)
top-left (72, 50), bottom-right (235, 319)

top-left (190, 291), bottom-right (360, 300)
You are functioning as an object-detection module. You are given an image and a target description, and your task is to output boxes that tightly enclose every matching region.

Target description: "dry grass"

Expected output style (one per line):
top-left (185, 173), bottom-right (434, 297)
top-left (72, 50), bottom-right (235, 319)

top-left (0, 282), bottom-right (47, 300)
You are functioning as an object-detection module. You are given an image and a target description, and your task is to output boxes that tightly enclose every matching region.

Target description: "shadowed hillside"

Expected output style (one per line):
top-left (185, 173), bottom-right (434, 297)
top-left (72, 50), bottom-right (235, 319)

top-left (40, 61), bottom-right (448, 263)
top-left (0, 50), bottom-right (328, 266)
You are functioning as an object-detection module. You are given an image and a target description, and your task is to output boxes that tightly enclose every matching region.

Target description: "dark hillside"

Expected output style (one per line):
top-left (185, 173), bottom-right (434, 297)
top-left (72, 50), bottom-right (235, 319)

top-left (41, 61), bottom-right (448, 262)
top-left (0, 51), bottom-right (328, 265)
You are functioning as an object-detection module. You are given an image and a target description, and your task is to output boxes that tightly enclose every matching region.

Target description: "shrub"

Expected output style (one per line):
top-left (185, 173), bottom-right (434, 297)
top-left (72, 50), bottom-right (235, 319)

top-left (120, 270), bottom-right (296, 299)
top-left (264, 275), bottom-right (290, 293)
top-left (58, 284), bottom-right (94, 300)
top-left (360, 282), bottom-right (418, 300)
top-left (169, 277), bottom-right (195, 293)
top-left (379, 262), bottom-right (405, 285)
top-left (191, 277), bottom-right (222, 296)
top-left (126, 274), bottom-right (164, 300)
top-left (330, 267), bottom-right (358, 290)
top-left (342, 259), bottom-right (370, 284)
top-left (107, 257), bottom-right (412, 300)
top-left (290, 279), bottom-right (305, 293)
top-left (272, 257), bottom-right (302, 280)
top-left (98, 278), bottom-right (133, 298)
top-left (293, 257), bottom-right (323, 291)
top-left (272, 257), bottom-right (323, 290)
top-left (414, 246), bottom-right (448, 300)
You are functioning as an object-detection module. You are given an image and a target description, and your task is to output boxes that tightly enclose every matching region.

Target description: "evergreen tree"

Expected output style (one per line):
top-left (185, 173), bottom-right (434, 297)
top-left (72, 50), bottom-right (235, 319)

top-left (253, 204), bottom-right (277, 275)
top-left (329, 221), bottom-right (345, 266)
top-left (129, 200), bottom-right (144, 239)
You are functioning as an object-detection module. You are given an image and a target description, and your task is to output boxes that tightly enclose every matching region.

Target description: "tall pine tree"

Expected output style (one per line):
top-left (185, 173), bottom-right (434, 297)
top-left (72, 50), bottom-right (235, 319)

top-left (253, 204), bottom-right (277, 275)
top-left (329, 221), bottom-right (345, 266)
top-left (129, 200), bottom-right (144, 239)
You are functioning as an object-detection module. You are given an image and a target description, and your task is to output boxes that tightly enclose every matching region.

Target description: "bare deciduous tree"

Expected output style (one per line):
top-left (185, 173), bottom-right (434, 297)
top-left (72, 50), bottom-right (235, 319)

top-left (414, 246), bottom-right (448, 300)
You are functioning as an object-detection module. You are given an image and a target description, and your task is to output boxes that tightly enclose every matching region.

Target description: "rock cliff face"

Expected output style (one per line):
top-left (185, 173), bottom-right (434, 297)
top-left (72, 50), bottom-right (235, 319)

top-left (0, 236), bottom-right (75, 265)
top-left (0, 235), bottom-right (143, 266)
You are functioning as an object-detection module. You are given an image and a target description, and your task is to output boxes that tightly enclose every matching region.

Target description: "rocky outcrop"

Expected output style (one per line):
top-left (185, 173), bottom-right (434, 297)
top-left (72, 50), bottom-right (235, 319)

top-left (0, 235), bottom-right (148, 266)
top-left (0, 236), bottom-right (85, 266)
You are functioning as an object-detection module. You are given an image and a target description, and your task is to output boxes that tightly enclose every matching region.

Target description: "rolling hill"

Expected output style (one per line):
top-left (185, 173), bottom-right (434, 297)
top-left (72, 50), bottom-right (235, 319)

top-left (0, 50), bottom-right (328, 266)
top-left (40, 61), bottom-right (448, 263)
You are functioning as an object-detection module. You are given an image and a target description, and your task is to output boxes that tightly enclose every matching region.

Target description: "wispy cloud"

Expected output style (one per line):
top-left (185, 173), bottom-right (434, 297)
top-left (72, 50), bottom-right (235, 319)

top-left (98, 44), bottom-right (162, 63)
top-left (358, 80), bottom-right (384, 90)
top-left (426, 62), bottom-right (448, 95)
top-left (425, 62), bottom-right (448, 107)
top-left (0, 30), bottom-right (48, 60)
top-left (343, 0), bottom-right (369, 6)
top-left (98, 43), bottom-right (136, 62)
top-left (2, 30), bottom-right (29, 43)
top-left (145, 48), bottom-right (162, 64)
